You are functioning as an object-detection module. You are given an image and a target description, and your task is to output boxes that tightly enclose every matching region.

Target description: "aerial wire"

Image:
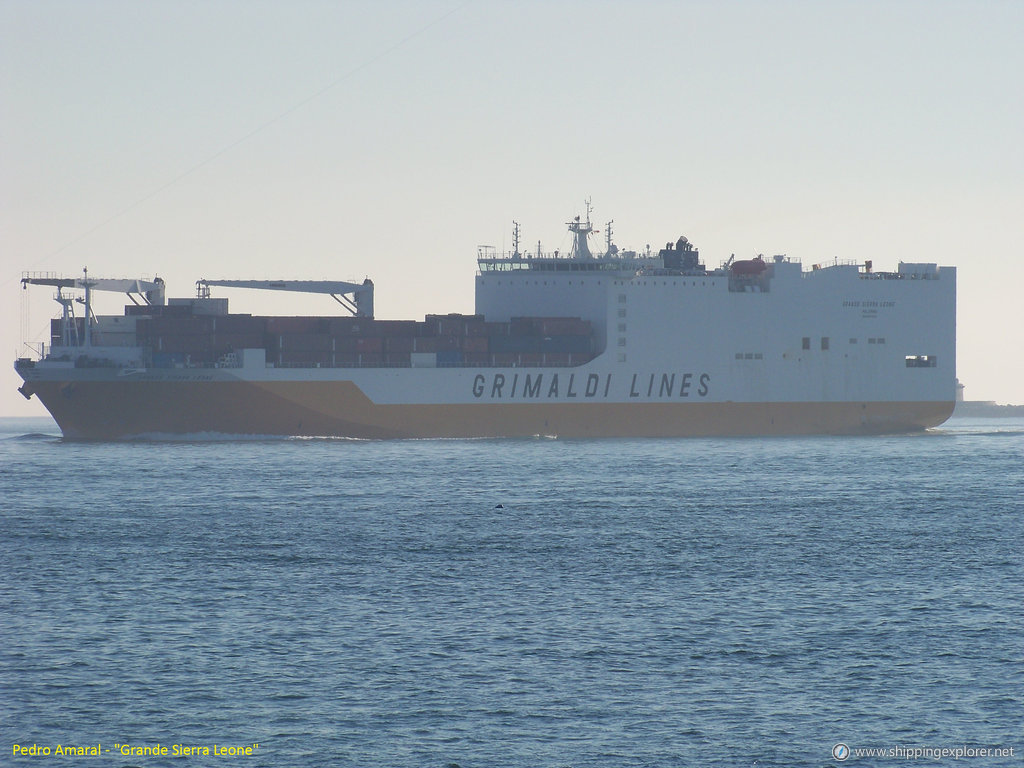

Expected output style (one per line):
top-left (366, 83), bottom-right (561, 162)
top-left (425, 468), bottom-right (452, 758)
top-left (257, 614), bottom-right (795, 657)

top-left (7, 0), bottom-right (473, 287)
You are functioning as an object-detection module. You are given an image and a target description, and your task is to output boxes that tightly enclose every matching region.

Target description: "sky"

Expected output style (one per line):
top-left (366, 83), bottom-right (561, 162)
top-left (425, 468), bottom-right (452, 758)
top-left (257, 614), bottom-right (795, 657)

top-left (2, 0), bottom-right (1022, 416)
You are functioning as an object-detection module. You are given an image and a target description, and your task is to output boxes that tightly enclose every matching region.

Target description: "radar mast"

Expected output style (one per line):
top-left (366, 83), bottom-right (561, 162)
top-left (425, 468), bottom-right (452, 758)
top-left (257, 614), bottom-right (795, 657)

top-left (512, 220), bottom-right (521, 259)
top-left (567, 198), bottom-right (595, 259)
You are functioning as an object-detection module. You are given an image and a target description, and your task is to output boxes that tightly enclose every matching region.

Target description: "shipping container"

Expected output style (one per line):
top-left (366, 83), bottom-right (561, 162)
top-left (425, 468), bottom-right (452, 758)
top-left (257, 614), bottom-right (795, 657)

top-left (484, 321), bottom-right (510, 336)
top-left (412, 337), bottom-right (435, 353)
top-left (426, 313), bottom-right (485, 336)
top-left (331, 336), bottom-right (359, 353)
top-left (327, 317), bottom-right (362, 335)
top-left (280, 333), bottom-right (333, 352)
top-left (376, 320), bottom-right (420, 337)
top-left (384, 336), bottom-right (414, 353)
top-left (540, 318), bottom-right (591, 336)
top-left (213, 333), bottom-right (266, 352)
top-left (212, 315), bottom-right (266, 334)
top-left (125, 303), bottom-right (191, 317)
top-left (510, 318), bottom-right (539, 336)
top-left (356, 337), bottom-right (383, 353)
top-left (148, 317), bottom-right (217, 336)
top-left (539, 335), bottom-right (592, 353)
top-left (490, 335), bottom-right (541, 354)
top-left (460, 336), bottom-right (489, 353)
top-left (436, 349), bottom-right (463, 365)
top-left (542, 352), bottom-right (572, 366)
top-left (266, 317), bottom-right (321, 334)
top-left (156, 335), bottom-right (214, 354)
top-left (422, 335), bottom-right (459, 352)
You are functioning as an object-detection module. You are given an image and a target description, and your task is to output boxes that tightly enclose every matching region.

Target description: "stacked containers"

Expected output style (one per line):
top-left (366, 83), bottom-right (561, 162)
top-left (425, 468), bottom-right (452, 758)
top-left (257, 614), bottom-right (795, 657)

top-left (129, 308), bottom-right (595, 368)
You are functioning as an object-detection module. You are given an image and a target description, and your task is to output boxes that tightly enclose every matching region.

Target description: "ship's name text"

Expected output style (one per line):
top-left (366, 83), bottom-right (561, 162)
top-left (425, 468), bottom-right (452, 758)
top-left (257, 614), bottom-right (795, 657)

top-left (471, 372), bottom-right (710, 400)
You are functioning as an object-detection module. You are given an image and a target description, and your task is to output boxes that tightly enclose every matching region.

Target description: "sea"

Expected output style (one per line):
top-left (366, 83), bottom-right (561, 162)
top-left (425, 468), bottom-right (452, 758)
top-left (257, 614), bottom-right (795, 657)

top-left (1, 415), bottom-right (1021, 768)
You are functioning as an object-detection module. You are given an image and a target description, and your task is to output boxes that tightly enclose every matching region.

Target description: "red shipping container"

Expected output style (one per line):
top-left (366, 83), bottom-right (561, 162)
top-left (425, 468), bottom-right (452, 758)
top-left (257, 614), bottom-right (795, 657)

top-left (375, 320), bottom-right (418, 337)
top-left (436, 335), bottom-right (461, 352)
top-left (281, 333), bottom-right (333, 352)
top-left (332, 336), bottom-right (358, 352)
top-left (328, 317), bottom-right (361, 335)
top-left (213, 333), bottom-right (265, 351)
top-left (385, 337), bottom-right (414, 353)
top-left (267, 317), bottom-right (319, 334)
top-left (151, 316), bottom-right (216, 335)
top-left (213, 315), bottom-right (266, 334)
top-left (510, 318), bottom-right (538, 336)
top-left (356, 337), bottom-right (383, 353)
top-left (461, 336), bottom-right (488, 353)
top-left (158, 335), bottom-right (214, 355)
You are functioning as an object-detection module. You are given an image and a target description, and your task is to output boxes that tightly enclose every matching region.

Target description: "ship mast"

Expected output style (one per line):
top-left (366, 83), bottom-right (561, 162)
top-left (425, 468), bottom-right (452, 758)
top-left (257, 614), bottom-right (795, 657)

top-left (81, 268), bottom-right (94, 348)
top-left (604, 219), bottom-right (615, 257)
top-left (567, 198), bottom-right (595, 259)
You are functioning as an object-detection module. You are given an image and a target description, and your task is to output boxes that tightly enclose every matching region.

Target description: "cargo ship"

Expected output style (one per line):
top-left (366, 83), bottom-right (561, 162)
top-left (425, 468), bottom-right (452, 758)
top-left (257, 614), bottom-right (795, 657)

top-left (15, 206), bottom-right (956, 439)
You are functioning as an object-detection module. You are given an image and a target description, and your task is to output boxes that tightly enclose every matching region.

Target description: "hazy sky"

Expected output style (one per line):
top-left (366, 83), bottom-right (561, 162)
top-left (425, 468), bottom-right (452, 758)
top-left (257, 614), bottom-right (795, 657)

top-left (3, 0), bottom-right (1022, 416)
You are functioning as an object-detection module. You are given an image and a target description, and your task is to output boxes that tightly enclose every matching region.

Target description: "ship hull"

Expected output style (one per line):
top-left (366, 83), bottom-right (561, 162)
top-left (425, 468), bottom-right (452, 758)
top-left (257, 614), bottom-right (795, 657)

top-left (24, 378), bottom-right (954, 440)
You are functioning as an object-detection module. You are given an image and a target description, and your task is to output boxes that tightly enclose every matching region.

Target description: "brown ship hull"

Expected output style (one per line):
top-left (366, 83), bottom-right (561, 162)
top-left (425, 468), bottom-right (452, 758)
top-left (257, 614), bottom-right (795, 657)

top-left (26, 379), bottom-right (955, 440)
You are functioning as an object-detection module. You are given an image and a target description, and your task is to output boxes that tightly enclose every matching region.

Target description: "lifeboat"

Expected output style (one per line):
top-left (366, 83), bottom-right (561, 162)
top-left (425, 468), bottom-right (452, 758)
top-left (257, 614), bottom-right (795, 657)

top-left (730, 256), bottom-right (768, 276)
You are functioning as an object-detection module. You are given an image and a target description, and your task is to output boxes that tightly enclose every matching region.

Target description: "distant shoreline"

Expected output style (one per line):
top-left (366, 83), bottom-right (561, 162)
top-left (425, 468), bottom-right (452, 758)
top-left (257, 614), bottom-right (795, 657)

top-left (953, 401), bottom-right (1024, 418)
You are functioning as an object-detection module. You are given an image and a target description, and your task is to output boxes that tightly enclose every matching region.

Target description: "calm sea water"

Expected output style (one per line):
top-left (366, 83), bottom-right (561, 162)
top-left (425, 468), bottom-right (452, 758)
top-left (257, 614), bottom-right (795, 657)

top-left (1, 416), bottom-right (1021, 768)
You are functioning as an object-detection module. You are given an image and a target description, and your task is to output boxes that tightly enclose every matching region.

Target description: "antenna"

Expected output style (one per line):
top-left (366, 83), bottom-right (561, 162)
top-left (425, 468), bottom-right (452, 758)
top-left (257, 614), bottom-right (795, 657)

top-left (82, 267), bottom-right (93, 348)
top-left (605, 219), bottom-right (614, 256)
top-left (512, 220), bottom-right (521, 258)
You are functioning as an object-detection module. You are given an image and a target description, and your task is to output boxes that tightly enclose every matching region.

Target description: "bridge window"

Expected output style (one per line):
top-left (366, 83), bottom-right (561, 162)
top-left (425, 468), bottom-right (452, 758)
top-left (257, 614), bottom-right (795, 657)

top-left (905, 355), bottom-right (937, 368)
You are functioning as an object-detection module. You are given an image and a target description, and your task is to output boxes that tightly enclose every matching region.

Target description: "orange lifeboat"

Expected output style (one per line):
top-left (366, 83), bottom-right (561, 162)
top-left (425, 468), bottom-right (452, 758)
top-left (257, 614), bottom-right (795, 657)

top-left (730, 256), bottom-right (768, 276)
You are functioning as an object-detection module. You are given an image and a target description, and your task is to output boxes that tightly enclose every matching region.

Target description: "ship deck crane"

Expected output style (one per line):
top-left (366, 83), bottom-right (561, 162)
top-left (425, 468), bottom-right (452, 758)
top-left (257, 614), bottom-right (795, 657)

top-left (21, 270), bottom-right (165, 348)
top-left (196, 278), bottom-right (374, 318)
